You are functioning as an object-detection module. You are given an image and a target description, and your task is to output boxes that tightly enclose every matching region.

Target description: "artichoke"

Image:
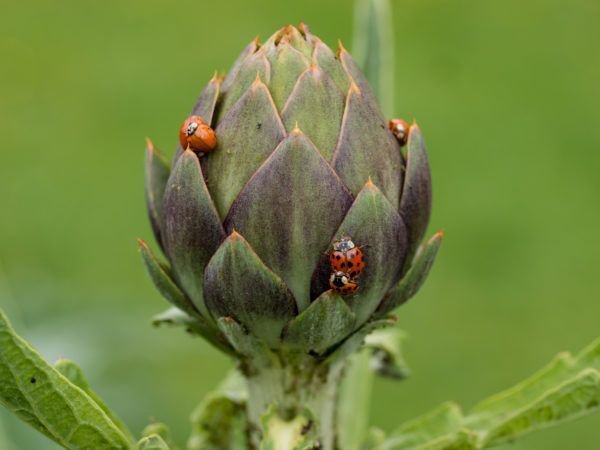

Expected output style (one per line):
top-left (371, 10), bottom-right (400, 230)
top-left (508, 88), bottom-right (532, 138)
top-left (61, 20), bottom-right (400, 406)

top-left (140, 24), bottom-right (441, 358)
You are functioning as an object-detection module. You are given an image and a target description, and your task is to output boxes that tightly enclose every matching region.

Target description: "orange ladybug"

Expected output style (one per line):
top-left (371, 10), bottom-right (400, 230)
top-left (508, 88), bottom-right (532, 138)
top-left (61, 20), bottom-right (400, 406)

top-left (329, 237), bottom-right (365, 279)
top-left (329, 271), bottom-right (358, 295)
top-left (389, 118), bottom-right (410, 146)
top-left (179, 116), bottom-right (217, 153)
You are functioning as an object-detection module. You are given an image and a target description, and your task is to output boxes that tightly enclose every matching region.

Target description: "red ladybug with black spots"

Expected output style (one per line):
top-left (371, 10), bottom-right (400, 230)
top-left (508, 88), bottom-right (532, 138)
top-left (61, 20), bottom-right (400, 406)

top-left (329, 271), bottom-right (358, 295)
top-left (329, 236), bottom-right (365, 280)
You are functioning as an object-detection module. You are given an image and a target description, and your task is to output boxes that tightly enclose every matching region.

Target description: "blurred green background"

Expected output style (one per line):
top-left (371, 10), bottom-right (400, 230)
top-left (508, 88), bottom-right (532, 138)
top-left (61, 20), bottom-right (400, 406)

top-left (1, 0), bottom-right (599, 448)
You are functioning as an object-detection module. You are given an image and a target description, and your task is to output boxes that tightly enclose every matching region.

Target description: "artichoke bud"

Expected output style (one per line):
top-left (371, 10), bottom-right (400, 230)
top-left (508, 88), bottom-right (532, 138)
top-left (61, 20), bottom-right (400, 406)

top-left (142, 24), bottom-right (441, 357)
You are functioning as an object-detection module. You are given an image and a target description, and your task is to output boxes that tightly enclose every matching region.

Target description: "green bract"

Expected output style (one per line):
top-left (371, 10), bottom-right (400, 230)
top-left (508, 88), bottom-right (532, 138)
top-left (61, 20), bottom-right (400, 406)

top-left (141, 24), bottom-right (441, 356)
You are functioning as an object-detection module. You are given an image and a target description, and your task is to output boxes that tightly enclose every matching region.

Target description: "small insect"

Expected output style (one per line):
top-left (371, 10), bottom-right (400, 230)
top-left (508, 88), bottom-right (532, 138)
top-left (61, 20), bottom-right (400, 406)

top-left (329, 271), bottom-right (358, 295)
top-left (388, 118), bottom-right (410, 146)
top-left (179, 115), bottom-right (217, 153)
top-left (329, 237), bottom-right (365, 279)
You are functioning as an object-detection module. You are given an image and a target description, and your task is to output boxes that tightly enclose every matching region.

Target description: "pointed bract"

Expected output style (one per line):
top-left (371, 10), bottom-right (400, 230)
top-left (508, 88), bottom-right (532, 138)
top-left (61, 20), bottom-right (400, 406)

top-left (329, 181), bottom-right (408, 326)
top-left (218, 51), bottom-right (271, 121)
top-left (332, 87), bottom-right (403, 208)
top-left (204, 232), bottom-right (297, 349)
top-left (162, 150), bottom-right (226, 318)
top-left (206, 79), bottom-right (286, 219)
top-left (266, 42), bottom-right (310, 111)
top-left (138, 239), bottom-right (199, 318)
top-left (376, 231), bottom-right (443, 316)
top-left (225, 130), bottom-right (353, 312)
top-left (144, 140), bottom-right (170, 251)
top-left (399, 124), bottom-right (433, 266)
top-left (282, 65), bottom-right (345, 161)
top-left (283, 290), bottom-right (355, 354)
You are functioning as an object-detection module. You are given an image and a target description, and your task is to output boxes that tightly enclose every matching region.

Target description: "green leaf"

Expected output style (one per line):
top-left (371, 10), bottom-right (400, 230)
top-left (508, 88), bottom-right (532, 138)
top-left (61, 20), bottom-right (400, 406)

top-left (138, 239), bottom-right (199, 318)
top-left (136, 434), bottom-right (170, 450)
top-left (352, 0), bottom-right (395, 117)
top-left (377, 231), bottom-right (443, 317)
top-left (141, 422), bottom-right (178, 450)
top-left (364, 327), bottom-right (410, 380)
top-left (151, 307), bottom-right (236, 357)
top-left (259, 406), bottom-right (318, 450)
top-left (337, 351), bottom-right (374, 450)
top-left (385, 338), bottom-right (600, 449)
top-left (0, 309), bottom-right (132, 449)
top-left (204, 232), bottom-right (297, 349)
top-left (324, 317), bottom-right (396, 367)
top-left (283, 290), bottom-right (355, 354)
top-left (55, 359), bottom-right (135, 443)
top-left (188, 370), bottom-right (248, 450)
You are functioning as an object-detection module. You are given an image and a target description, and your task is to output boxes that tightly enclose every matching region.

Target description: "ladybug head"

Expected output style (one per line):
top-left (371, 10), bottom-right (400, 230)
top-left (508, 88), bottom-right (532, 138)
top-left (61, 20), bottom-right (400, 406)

top-left (333, 237), bottom-right (355, 252)
top-left (186, 121), bottom-right (200, 137)
top-left (330, 271), bottom-right (351, 288)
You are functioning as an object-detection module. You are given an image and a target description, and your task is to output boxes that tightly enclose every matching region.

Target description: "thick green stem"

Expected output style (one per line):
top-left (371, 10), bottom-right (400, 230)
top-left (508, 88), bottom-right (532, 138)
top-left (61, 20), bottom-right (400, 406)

top-left (244, 355), bottom-right (347, 450)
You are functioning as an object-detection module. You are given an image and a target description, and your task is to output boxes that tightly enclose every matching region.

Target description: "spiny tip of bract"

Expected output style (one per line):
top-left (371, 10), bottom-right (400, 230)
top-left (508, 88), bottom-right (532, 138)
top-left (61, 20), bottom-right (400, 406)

top-left (365, 176), bottom-right (376, 188)
top-left (145, 137), bottom-right (154, 150)
top-left (336, 40), bottom-right (347, 58)
top-left (291, 123), bottom-right (303, 136)
top-left (229, 229), bottom-right (241, 240)
top-left (432, 230), bottom-right (445, 241)
top-left (252, 72), bottom-right (264, 88)
top-left (137, 238), bottom-right (148, 249)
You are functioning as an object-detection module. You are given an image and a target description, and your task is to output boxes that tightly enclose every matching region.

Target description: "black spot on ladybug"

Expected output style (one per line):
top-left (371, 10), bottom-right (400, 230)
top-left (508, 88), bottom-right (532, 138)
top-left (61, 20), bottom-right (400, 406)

top-left (350, 271), bottom-right (357, 277)
top-left (341, 262), bottom-right (346, 268)
top-left (349, 252), bottom-right (355, 258)
top-left (347, 262), bottom-right (353, 268)
top-left (30, 377), bottom-right (36, 384)
top-left (336, 255), bottom-right (341, 260)
top-left (360, 255), bottom-right (364, 261)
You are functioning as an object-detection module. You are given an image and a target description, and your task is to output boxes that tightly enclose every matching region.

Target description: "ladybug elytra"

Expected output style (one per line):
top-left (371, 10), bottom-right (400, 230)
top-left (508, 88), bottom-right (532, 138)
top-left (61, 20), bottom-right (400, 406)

top-left (179, 115), bottom-right (217, 153)
top-left (329, 237), bottom-right (365, 279)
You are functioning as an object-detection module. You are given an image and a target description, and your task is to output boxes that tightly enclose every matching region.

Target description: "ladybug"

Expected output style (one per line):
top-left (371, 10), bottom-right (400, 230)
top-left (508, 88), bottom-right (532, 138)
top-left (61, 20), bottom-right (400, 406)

top-left (388, 118), bottom-right (410, 146)
top-left (329, 237), bottom-right (365, 279)
top-left (179, 116), bottom-right (217, 153)
top-left (329, 271), bottom-right (358, 295)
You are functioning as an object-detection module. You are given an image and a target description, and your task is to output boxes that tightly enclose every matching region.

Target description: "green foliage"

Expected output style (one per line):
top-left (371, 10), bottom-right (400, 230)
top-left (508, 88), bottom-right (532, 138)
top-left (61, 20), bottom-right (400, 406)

top-left (136, 434), bottom-right (170, 450)
top-left (55, 359), bottom-right (135, 443)
top-left (385, 338), bottom-right (600, 449)
top-left (187, 371), bottom-right (248, 450)
top-left (0, 309), bottom-right (132, 449)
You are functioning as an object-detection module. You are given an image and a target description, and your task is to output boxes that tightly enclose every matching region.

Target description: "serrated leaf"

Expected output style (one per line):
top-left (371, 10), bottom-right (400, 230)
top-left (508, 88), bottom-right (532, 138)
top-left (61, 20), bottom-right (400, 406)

top-left (151, 307), bottom-right (236, 356)
top-left (364, 328), bottom-right (410, 380)
top-left (385, 338), bottom-right (600, 450)
top-left (141, 422), bottom-right (178, 450)
top-left (0, 309), bottom-right (132, 449)
top-left (187, 371), bottom-right (248, 450)
top-left (283, 290), bottom-right (355, 354)
top-left (136, 434), bottom-right (170, 450)
top-left (352, 0), bottom-right (395, 117)
top-left (55, 359), bottom-right (135, 443)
